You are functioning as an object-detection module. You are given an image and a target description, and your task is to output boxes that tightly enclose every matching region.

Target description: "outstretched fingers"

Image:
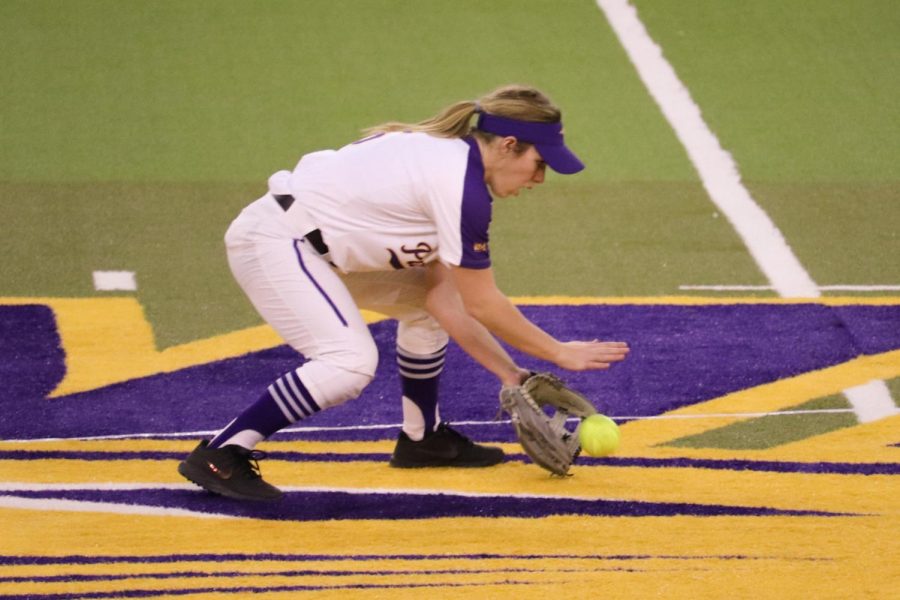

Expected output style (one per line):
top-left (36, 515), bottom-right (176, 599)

top-left (557, 340), bottom-right (630, 371)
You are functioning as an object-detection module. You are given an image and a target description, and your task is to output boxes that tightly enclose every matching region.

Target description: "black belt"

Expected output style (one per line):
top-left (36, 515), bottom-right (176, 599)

top-left (273, 194), bottom-right (330, 256)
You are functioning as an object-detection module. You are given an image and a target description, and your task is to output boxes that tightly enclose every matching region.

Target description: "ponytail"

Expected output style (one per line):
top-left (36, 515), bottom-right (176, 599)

top-left (362, 84), bottom-right (561, 139)
top-left (363, 100), bottom-right (478, 138)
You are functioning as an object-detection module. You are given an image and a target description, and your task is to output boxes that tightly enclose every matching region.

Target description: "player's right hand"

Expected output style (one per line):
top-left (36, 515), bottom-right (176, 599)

top-left (553, 340), bottom-right (629, 371)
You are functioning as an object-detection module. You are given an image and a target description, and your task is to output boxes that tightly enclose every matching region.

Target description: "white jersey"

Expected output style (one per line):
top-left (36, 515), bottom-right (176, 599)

top-left (272, 132), bottom-right (492, 273)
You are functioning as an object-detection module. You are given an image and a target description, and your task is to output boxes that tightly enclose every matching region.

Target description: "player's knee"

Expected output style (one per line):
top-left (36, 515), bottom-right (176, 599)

top-left (341, 344), bottom-right (378, 399)
top-left (308, 365), bottom-right (374, 409)
top-left (339, 368), bottom-right (375, 402)
top-left (397, 314), bottom-right (449, 355)
top-left (340, 335), bottom-right (379, 378)
top-left (303, 341), bottom-right (378, 409)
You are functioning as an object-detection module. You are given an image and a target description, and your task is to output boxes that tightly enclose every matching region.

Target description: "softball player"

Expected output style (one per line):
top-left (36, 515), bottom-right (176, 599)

top-left (178, 85), bottom-right (629, 501)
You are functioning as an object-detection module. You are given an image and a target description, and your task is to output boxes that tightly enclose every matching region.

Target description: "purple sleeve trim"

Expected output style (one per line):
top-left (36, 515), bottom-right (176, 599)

top-left (459, 137), bottom-right (492, 269)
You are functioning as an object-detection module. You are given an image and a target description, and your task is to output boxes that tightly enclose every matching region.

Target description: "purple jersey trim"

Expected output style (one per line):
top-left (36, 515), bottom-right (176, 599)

top-left (458, 138), bottom-right (492, 269)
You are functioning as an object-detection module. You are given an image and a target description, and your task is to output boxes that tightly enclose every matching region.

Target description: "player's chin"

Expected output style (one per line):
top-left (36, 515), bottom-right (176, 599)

top-left (490, 185), bottom-right (517, 198)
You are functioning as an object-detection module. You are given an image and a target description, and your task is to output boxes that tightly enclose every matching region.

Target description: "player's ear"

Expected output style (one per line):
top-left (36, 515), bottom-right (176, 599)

top-left (500, 136), bottom-right (518, 153)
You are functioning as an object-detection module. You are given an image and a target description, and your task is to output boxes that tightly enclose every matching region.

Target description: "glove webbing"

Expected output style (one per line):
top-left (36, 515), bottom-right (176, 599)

top-left (501, 383), bottom-right (580, 476)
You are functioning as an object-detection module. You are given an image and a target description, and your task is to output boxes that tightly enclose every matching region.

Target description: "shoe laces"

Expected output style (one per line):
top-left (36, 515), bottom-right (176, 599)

top-left (436, 422), bottom-right (473, 446)
top-left (229, 447), bottom-right (269, 479)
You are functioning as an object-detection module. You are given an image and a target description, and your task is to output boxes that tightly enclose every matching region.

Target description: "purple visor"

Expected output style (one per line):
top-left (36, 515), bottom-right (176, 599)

top-left (476, 112), bottom-right (585, 174)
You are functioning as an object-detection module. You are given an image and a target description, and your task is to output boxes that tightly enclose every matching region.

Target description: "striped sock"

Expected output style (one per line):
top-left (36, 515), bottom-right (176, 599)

top-left (397, 344), bottom-right (447, 441)
top-left (208, 368), bottom-right (321, 449)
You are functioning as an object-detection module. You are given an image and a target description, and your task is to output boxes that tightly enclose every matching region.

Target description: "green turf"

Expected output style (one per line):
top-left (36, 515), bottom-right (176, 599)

top-left (2, 0), bottom-right (897, 347)
top-left (888, 376), bottom-right (900, 408)
top-left (0, 179), bottom-right (767, 347)
top-left (663, 395), bottom-right (857, 451)
top-left (632, 0), bottom-right (900, 183)
top-left (491, 181), bottom-right (766, 296)
top-left (0, 0), bottom-right (694, 183)
top-left (0, 0), bottom-right (740, 346)
top-left (0, 182), bottom-right (262, 345)
top-left (632, 0), bottom-right (900, 291)
top-left (745, 182), bottom-right (900, 287)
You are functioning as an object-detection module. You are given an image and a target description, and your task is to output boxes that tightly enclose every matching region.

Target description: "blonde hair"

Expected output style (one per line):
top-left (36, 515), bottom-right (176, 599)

top-left (363, 84), bottom-right (562, 142)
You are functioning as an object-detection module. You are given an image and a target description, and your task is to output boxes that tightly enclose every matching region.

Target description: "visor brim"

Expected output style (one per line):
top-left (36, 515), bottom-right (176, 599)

top-left (535, 143), bottom-right (585, 174)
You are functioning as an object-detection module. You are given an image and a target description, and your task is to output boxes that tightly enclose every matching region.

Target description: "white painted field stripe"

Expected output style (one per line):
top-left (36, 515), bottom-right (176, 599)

top-left (596, 0), bottom-right (896, 422)
top-left (608, 409), bottom-right (858, 420)
top-left (0, 495), bottom-right (234, 519)
top-left (596, 0), bottom-right (818, 298)
top-left (841, 380), bottom-right (900, 423)
top-left (0, 408), bottom-right (867, 443)
top-left (92, 270), bottom-right (137, 291)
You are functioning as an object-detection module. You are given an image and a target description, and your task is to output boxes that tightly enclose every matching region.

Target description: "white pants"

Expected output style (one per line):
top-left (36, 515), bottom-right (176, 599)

top-left (224, 195), bottom-right (449, 410)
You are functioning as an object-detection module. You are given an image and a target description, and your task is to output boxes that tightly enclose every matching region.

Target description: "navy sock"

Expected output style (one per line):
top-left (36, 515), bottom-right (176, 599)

top-left (208, 368), bottom-right (321, 449)
top-left (397, 344), bottom-right (447, 439)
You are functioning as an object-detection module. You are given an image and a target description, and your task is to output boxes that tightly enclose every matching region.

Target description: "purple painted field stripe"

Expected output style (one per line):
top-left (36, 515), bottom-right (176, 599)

top-left (10, 488), bottom-right (842, 519)
top-left (0, 552), bottom-right (828, 566)
top-left (2, 450), bottom-right (897, 475)
top-left (0, 579), bottom-right (565, 600)
top-left (0, 565), bottom-right (641, 584)
top-left (0, 450), bottom-right (385, 463)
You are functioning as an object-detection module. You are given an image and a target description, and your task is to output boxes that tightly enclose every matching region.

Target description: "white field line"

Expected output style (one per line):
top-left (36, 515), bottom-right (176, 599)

top-left (0, 494), bottom-right (234, 519)
top-left (842, 380), bottom-right (900, 423)
top-left (92, 270), bottom-right (137, 291)
top-left (0, 409), bottom-right (861, 443)
top-left (596, 0), bottom-right (896, 422)
top-left (597, 0), bottom-right (818, 298)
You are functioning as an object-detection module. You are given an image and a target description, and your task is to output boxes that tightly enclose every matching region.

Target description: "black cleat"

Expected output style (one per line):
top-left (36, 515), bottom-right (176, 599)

top-left (390, 422), bottom-right (504, 468)
top-left (178, 440), bottom-right (283, 502)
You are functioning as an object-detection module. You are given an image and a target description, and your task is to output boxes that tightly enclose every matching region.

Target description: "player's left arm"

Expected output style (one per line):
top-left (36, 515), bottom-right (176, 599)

top-left (424, 262), bottom-right (528, 386)
top-left (448, 265), bottom-right (629, 371)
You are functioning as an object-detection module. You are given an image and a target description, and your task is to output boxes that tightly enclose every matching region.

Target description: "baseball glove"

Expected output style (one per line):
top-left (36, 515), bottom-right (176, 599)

top-left (499, 372), bottom-right (598, 476)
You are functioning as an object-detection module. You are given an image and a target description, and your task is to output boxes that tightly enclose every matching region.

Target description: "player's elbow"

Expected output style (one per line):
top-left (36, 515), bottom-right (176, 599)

top-left (441, 264), bottom-right (505, 327)
top-left (459, 292), bottom-right (506, 329)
